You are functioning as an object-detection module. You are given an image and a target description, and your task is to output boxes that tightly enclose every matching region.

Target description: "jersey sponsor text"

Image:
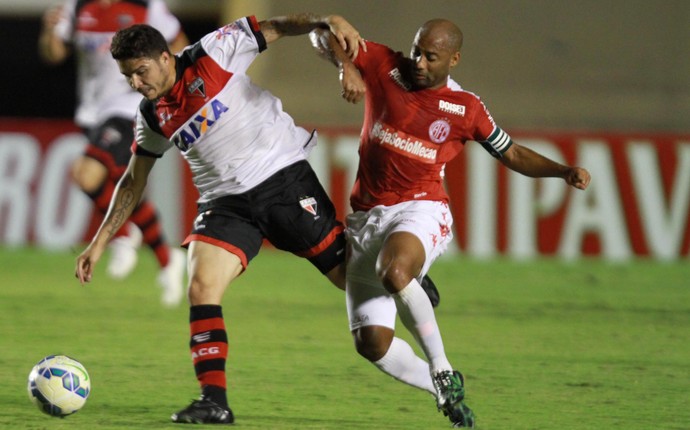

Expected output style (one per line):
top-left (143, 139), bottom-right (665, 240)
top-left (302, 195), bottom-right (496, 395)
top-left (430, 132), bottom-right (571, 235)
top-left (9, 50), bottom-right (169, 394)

top-left (438, 100), bottom-right (465, 116)
top-left (171, 99), bottom-right (229, 151)
top-left (388, 68), bottom-right (411, 90)
top-left (370, 121), bottom-right (438, 163)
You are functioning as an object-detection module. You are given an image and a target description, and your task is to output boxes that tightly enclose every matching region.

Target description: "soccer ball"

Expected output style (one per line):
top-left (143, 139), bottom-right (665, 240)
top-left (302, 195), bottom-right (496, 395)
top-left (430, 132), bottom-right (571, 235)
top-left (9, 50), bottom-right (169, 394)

top-left (27, 355), bottom-right (91, 417)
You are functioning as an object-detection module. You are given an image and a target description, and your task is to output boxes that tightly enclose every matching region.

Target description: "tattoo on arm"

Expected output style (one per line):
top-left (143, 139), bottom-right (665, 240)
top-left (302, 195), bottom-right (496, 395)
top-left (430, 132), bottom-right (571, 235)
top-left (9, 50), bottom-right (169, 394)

top-left (263, 13), bottom-right (326, 39)
top-left (104, 178), bottom-right (138, 241)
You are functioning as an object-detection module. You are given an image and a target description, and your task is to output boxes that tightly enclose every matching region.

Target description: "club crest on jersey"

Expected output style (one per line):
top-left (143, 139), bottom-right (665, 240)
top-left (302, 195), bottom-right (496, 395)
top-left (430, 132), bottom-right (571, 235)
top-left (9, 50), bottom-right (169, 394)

top-left (299, 196), bottom-right (318, 217)
top-left (187, 77), bottom-right (206, 98)
top-left (159, 110), bottom-right (172, 126)
top-left (171, 99), bottom-right (229, 151)
top-left (428, 119), bottom-right (451, 144)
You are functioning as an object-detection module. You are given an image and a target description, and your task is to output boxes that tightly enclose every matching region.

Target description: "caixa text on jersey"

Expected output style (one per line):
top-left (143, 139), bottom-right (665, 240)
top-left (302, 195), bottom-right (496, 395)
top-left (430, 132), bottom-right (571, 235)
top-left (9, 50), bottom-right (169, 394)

top-left (171, 99), bottom-right (229, 151)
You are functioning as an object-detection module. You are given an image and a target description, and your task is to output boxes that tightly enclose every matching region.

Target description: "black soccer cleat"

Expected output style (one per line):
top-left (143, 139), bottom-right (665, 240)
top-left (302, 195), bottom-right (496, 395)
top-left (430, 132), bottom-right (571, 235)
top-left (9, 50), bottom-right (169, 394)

top-left (433, 370), bottom-right (476, 428)
top-left (421, 275), bottom-right (441, 308)
top-left (171, 396), bottom-right (234, 425)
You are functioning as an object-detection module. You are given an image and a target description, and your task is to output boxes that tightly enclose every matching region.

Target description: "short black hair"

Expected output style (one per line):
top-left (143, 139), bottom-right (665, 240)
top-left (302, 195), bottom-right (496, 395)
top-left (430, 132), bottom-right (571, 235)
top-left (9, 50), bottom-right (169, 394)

top-left (111, 24), bottom-right (170, 61)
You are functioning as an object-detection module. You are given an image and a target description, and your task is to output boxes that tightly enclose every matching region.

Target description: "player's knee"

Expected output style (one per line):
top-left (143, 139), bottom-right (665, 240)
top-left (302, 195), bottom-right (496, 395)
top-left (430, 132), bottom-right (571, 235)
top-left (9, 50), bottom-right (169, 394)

top-left (376, 263), bottom-right (414, 293)
top-left (187, 276), bottom-right (222, 306)
top-left (354, 336), bottom-right (387, 362)
top-left (70, 160), bottom-right (87, 188)
top-left (71, 157), bottom-right (107, 193)
top-left (352, 326), bottom-right (393, 362)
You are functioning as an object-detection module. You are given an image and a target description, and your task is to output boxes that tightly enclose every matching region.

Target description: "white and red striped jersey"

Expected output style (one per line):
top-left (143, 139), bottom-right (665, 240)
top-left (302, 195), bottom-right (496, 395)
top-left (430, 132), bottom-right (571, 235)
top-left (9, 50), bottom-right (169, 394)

top-left (351, 40), bottom-right (514, 211)
top-left (54, 0), bottom-right (182, 127)
top-left (134, 17), bottom-right (316, 203)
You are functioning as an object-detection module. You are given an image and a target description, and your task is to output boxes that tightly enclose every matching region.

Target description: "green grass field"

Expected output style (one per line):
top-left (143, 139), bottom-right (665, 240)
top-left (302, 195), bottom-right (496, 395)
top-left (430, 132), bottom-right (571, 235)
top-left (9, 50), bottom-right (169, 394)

top-left (1, 247), bottom-right (688, 429)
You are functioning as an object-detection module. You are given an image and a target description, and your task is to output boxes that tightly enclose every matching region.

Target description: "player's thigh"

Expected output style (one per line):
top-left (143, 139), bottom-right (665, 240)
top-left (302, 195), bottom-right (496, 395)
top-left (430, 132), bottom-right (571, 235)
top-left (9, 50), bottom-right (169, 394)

top-left (345, 225), bottom-right (395, 330)
top-left (345, 207), bottom-right (386, 284)
top-left (184, 206), bottom-right (264, 272)
top-left (70, 156), bottom-right (108, 192)
top-left (377, 231), bottom-right (426, 284)
top-left (187, 240), bottom-right (243, 305)
top-left (387, 201), bottom-right (454, 278)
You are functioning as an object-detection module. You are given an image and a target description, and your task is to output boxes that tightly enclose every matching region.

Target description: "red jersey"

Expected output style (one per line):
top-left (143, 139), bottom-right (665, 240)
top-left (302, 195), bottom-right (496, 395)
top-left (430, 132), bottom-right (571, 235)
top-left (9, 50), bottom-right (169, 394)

top-left (351, 41), bottom-right (513, 211)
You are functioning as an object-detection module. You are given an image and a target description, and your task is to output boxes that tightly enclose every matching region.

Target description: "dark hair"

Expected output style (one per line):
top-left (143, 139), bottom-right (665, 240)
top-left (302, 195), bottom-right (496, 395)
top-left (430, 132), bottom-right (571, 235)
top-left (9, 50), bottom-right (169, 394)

top-left (110, 24), bottom-right (170, 60)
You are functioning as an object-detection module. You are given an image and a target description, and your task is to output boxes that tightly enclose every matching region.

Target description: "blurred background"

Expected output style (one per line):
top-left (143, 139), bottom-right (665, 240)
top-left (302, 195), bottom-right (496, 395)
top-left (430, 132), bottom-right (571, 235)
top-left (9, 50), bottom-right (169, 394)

top-left (2, 0), bottom-right (689, 129)
top-left (1, 0), bottom-right (689, 260)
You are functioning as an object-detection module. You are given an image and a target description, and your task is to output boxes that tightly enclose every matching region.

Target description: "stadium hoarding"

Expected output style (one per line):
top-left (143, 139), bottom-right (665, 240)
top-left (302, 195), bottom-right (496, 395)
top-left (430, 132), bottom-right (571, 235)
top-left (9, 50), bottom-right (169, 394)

top-left (0, 118), bottom-right (186, 249)
top-left (1, 118), bottom-right (688, 261)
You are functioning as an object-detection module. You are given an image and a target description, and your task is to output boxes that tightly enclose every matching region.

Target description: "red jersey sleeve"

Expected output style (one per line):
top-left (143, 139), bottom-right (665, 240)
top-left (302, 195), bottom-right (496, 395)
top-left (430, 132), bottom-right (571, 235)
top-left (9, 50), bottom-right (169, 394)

top-left (354, 41), bottom-right (398, 80)
top-left (470, 98), bottom-right (513, 159)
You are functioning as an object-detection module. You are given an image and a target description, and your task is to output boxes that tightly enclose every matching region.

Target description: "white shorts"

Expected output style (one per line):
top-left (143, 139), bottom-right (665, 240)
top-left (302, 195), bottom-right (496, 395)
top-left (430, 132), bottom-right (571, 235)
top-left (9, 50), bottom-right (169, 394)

top-left (345, 200), bottom-right (454, 331)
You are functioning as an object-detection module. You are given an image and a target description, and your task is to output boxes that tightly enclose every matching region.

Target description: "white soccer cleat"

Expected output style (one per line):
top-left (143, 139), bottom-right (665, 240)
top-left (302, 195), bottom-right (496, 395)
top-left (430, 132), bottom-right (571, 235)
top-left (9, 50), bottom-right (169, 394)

top-left (106, 224), bottom-right (143, 280)
top-left (157, 248), bottom-right (186, 307)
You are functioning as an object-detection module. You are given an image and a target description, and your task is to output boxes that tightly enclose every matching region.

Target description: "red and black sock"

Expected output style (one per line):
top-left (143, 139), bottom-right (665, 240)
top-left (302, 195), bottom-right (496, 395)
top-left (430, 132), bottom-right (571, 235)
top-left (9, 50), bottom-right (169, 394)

top-left (189, 305), bottom-right (228, 407)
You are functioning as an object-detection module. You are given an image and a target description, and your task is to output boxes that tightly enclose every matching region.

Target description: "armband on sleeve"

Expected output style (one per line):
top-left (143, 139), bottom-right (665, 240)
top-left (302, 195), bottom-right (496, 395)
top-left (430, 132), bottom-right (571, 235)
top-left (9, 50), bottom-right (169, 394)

top-left (478, 126), bottom-right (513, 159)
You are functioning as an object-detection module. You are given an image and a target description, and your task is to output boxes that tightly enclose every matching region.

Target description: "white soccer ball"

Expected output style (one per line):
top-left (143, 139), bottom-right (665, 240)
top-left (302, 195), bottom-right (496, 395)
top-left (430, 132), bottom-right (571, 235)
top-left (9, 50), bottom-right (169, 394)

top-left (27, 355), bottom-right (91, 417)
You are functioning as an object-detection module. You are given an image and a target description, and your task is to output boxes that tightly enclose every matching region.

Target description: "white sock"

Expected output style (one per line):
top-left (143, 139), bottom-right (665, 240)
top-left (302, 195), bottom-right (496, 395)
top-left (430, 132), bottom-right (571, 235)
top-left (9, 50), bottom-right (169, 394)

top-left (393, 279), bottom-right (452, 374)
top-left (373, 337), bottom-right (435, 394)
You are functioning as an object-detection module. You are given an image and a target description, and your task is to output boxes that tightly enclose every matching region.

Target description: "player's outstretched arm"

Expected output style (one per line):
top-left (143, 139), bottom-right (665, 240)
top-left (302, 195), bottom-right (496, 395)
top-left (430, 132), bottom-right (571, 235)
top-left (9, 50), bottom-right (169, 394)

top-left (75, 154), bottom-right (157, 284)
top-left (500, 143), bottom-right (591, 190)
top-left (259, 13), bottom-right (364, 59)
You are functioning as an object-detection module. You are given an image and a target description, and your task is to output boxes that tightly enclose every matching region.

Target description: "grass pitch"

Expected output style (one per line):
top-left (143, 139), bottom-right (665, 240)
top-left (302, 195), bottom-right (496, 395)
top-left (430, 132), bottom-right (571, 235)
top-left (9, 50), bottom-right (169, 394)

top-left (0, 247), bottom-right (688, 429)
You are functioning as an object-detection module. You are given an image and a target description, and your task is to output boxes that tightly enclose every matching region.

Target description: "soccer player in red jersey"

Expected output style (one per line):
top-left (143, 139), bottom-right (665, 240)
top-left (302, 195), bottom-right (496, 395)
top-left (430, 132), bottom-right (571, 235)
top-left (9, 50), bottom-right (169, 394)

top-left (312, 19), bottom-right (591, 427)
top-left (39, 0), bottom-right (189, 306)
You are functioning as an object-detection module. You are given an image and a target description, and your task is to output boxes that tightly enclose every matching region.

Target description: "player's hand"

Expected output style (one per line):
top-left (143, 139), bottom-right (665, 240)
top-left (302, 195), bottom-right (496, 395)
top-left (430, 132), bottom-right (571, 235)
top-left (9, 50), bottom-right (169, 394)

top-left (42, 5), bottom-right (64, 31)
top-left (326, 15), bottom-right (366, 60)
top-left (75, 244), bottom-right (103, 285)
top-left (340, 63), bottom-right (366, 104)
top-left (566, 167), bottom-right (591, 190)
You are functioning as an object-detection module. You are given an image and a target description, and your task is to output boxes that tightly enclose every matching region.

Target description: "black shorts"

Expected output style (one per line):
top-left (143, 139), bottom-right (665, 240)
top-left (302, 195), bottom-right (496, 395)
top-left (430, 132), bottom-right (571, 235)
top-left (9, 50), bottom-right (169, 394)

top-left (83, 117), bottom-right (134, 180)
top-left (183, 160), bottom-right (346, 274)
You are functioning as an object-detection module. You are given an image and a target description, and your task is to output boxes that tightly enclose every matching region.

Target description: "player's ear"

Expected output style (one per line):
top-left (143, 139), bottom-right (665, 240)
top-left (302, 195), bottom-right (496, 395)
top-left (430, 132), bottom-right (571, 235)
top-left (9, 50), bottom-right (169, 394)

top-left (159, 51), bottom-right (171, 65)
top-left (450, 51), bottom-right (460, 68)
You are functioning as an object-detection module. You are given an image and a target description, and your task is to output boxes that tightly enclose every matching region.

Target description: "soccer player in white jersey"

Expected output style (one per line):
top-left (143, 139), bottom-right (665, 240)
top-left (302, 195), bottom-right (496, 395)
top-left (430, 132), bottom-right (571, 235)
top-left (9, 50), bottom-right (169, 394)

top-left (74, 13), bottom-right (366, 424)
top-left (39, 0), bottom-right (188, 306)
top-left (311, 19), bottom-right (591, 427)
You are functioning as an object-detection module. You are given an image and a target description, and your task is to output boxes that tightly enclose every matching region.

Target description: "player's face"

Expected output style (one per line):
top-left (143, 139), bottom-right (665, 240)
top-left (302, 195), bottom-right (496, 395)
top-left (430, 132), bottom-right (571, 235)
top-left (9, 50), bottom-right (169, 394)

top-left (117, 52), bottom-right (174, 100)
top-left (410, 30), bottom-right (460, 90)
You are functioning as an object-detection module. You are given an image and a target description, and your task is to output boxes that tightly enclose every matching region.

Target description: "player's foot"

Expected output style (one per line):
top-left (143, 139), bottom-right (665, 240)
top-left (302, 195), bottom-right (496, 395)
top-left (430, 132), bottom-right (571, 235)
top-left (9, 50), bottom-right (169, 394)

top-left (432, 370), bottom-right (475, 428)
top-left (157, 248), bottom-right (186, 307)
top-left (171, 396), bottom-right (234, 424)
top-left (106, 224), bottom-right (142, 280)
top-left (421, 275), bottom-right (441, 308)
